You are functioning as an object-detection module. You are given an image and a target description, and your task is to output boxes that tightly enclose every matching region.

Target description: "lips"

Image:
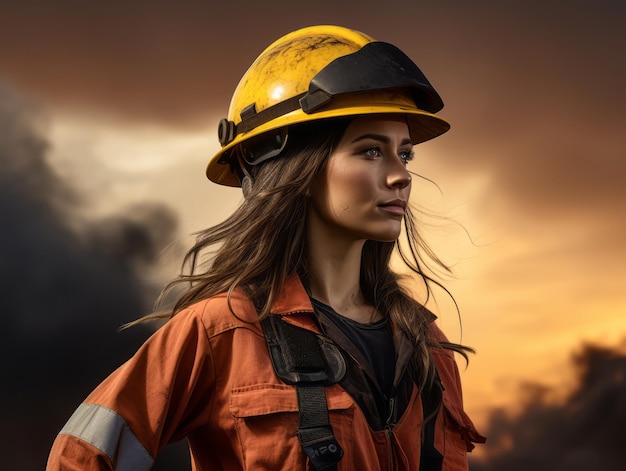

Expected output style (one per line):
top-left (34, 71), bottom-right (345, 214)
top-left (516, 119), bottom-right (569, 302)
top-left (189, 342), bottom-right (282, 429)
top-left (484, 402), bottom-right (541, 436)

top-left (379, 199), bottom-right (407, 216)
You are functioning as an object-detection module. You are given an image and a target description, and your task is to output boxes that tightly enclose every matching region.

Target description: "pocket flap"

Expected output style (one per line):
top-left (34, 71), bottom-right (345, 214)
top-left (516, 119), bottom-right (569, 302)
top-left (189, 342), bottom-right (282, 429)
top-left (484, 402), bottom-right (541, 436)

top-left (231, 384), bottom-right (353, 418)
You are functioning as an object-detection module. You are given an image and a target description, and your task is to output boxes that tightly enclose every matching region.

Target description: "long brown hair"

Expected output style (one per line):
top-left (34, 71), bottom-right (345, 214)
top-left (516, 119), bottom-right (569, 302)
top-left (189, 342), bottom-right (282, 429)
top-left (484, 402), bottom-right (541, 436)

top-left (154, 117), bottom-right (472, 390)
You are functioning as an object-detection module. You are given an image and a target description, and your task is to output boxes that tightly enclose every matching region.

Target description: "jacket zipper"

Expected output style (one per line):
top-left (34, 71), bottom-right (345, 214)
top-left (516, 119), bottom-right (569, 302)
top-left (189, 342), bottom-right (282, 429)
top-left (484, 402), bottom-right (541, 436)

top-left (384, 396), bottom-right (397, 470)
top-left (384, 427), bottom-right (396, 470)
top-left (385, 396), bottom-right (396, 426)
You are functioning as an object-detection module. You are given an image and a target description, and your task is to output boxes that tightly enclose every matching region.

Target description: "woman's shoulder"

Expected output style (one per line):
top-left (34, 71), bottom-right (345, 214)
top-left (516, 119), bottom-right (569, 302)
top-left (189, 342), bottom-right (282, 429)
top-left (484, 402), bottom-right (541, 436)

top-left (427, 320), bottom-right (450, 345)
top-left (176, 289), bottom-right (261, 337)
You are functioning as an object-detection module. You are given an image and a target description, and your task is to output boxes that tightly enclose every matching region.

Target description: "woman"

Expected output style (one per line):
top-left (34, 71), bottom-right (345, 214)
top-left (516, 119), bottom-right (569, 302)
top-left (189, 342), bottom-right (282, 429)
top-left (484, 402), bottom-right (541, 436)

top-left (47, 25), bottom-right (485, 470)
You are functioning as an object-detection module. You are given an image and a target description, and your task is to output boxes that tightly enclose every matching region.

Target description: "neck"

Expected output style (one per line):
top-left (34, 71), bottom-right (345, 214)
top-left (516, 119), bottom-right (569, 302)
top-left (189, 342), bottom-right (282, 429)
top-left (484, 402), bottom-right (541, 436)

top-left (306, 219), bottom-right (379, 323)
top-left (308, 241), bottom-right (364, 306)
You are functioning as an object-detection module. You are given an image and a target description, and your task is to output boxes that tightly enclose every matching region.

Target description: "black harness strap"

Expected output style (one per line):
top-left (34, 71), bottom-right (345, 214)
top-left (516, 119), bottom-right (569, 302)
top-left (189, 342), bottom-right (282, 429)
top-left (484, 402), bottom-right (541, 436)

top-left (260, 316), bottom-right (345, 471)
top-left (296, 385), bottom-right (343, 470)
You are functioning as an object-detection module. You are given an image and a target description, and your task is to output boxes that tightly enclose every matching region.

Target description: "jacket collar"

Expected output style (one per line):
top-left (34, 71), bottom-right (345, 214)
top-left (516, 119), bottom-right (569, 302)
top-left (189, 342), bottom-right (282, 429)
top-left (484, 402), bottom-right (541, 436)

top-left (269, 274), bottom-right (319, 332)
top-left (272, 273), bottom-right (430, 391)
top-left (270, 274), bottom-right (315, 315)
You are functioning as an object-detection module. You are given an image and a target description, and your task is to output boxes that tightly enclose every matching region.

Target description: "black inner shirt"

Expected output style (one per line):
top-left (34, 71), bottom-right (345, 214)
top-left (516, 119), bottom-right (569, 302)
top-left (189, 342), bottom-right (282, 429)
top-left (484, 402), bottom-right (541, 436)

top-left (311, 298), bottom-right (397, 399)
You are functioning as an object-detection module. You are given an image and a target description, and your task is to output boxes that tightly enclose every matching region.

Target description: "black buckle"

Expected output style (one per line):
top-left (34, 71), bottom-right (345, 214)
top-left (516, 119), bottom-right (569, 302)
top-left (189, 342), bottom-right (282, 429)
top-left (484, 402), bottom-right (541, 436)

top-left (298, 428), bottom-right (344, 471)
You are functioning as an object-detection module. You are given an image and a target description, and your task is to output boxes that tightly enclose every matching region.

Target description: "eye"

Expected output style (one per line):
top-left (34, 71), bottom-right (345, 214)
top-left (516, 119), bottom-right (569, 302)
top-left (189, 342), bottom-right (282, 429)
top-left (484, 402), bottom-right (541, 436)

top-left (399, 149), bottom-right (415, 164)
top-left (361, 147), bottom-right (383, 158)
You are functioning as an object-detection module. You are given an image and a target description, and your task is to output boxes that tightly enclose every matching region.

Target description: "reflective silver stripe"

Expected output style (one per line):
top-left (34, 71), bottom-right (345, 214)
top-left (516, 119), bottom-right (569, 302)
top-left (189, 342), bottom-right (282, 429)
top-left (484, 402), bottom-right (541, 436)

top-left (59, 403), bottom-right (154, 471)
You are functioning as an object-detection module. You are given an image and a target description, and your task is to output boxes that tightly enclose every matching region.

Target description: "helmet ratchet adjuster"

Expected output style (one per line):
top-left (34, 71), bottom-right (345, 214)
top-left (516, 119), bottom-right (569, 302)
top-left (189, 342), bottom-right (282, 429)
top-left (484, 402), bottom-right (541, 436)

top-left (241, 129), bottom-right (288, 167)
top-left (218, 118), bottom-right (236, 147)
top-left (225, 129), bottom-right (290, 189)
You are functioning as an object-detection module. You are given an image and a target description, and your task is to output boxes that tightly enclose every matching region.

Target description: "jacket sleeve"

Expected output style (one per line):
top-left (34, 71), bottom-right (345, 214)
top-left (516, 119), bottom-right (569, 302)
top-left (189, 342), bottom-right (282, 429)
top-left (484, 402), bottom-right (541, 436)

top-left (46, 307), bottom-right (216, 471)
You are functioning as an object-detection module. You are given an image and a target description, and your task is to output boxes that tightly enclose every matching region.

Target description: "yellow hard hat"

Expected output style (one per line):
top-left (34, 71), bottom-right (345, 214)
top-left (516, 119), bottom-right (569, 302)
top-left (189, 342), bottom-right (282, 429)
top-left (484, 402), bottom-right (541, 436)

top-left (207, 25), bottom-right (450, 187)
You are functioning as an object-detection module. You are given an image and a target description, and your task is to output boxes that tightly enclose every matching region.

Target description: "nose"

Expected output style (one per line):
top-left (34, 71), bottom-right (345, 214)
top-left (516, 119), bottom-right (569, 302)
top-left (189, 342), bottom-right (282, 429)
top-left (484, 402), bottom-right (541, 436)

top-left (386, 161), bottom-right (412, 189)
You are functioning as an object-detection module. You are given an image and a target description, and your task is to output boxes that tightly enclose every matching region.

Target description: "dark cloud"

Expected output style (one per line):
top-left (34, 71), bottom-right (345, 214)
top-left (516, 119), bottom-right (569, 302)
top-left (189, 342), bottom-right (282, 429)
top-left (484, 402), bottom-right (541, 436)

top-left (4, 1), bottom-right (611, 126)
top-left (0, 84), bottom-right (188, 468)
top-left (470, 340), bottom-right (626, 470)
top-left (429, 1), bottom-right (626, 221)
top-left (0, 0), bottom-right (366, 127)
top-left (1, 1), bottom-right (623, 217)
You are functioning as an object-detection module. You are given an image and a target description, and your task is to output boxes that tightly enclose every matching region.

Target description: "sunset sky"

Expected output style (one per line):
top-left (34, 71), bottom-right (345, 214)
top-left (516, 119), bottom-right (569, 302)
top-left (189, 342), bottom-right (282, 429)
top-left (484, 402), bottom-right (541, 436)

top-left (1, 0), bottom-right (625, 467)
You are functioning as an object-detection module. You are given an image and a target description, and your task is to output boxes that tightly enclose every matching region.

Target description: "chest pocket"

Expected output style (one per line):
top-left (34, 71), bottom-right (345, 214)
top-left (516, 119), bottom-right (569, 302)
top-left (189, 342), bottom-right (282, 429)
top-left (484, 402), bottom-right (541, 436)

top-left (230, 384), bottom-right (354, 470)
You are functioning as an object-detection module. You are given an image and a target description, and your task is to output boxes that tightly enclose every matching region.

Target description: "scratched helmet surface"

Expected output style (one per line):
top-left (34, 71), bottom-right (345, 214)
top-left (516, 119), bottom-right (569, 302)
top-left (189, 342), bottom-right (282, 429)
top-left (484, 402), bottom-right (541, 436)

top-left (207, 25), bottom-right (450, 187)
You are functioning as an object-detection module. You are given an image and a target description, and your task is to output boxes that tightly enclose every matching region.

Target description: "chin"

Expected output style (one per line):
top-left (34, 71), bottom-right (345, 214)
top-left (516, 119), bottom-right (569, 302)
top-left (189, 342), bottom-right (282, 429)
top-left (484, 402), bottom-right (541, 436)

top-left (375, 236), bottom-right (401, 243)
top-left (366, 229), bottom-right (402, 243)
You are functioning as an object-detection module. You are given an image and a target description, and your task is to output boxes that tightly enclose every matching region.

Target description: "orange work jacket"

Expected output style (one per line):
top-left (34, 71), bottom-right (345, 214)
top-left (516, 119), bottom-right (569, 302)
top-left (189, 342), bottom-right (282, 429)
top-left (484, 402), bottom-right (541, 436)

top-left (47, 275), bottom-right (485, 470)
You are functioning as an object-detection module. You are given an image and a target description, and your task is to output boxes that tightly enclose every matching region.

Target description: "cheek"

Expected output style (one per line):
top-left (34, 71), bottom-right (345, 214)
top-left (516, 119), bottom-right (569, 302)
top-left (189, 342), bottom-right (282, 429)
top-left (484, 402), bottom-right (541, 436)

top-left (326, 162), bottom-right (374, 198)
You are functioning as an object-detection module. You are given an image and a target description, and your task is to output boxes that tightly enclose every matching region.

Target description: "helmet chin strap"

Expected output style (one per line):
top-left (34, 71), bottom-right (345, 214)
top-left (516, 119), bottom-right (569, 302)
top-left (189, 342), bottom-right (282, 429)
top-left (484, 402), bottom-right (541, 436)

top-left (237, 153), bottom-right (254, 198)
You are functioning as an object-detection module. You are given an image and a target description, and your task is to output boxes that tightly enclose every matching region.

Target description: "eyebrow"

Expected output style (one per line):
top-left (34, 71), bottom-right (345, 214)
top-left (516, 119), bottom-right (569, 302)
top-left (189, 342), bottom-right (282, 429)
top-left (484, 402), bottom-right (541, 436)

top-left (350, 133), bottom-right (412, 146)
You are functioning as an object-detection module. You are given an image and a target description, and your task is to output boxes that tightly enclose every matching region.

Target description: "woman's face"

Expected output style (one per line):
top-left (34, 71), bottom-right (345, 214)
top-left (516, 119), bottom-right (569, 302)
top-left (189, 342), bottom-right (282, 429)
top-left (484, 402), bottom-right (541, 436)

top-left (309, 115), bottom-right (413, 243)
